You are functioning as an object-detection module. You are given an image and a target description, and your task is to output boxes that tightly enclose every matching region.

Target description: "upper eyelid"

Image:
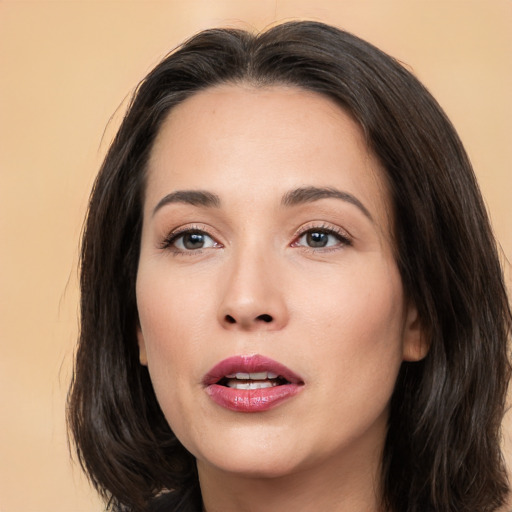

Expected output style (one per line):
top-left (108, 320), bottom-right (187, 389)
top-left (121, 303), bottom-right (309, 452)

top-left (294, 222), bottom-right (353, 240)
top-left (165, 224), bottom-right (215, 238)
top-left (160, 224), bottom-right (219, 249)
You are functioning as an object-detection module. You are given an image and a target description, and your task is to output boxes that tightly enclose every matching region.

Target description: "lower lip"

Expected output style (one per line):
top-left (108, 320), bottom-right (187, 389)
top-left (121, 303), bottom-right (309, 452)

top-left (205, 383), bottom-right (302, 412)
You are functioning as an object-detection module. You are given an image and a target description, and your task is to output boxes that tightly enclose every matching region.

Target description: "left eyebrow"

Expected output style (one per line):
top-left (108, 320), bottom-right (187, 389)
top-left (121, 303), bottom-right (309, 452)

top-left (281, 186), bottom-right (373, 222)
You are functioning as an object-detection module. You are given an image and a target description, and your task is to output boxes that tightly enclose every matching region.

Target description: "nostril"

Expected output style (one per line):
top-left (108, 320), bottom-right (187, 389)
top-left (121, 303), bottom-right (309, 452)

top-left (225, 315), bottom-right (236, 324)
top-left (257, 314), bottom-right (273, 323)
top-left (223, 313), bottom-right (274, 325)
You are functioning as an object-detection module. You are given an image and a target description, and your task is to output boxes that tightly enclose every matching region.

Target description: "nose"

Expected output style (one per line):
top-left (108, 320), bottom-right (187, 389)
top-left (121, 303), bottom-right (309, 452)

top-left (217, 249), bottom-right (289, 332)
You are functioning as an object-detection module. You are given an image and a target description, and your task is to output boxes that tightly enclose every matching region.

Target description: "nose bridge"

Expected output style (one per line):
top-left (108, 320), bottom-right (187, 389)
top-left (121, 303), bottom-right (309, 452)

top-left (218, 239), bottom-right (288, 331)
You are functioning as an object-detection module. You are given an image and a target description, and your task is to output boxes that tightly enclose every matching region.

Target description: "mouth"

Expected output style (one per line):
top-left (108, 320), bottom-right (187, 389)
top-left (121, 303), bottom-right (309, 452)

top-left (203, 354), bottom-right (304, 413)
top-left (218, 371), bottom-right (290, 390)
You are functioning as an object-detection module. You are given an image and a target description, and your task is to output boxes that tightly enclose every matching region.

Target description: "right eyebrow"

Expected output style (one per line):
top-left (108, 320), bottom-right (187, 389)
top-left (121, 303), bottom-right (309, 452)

top-left (152, 190), bottom-right (221, 217)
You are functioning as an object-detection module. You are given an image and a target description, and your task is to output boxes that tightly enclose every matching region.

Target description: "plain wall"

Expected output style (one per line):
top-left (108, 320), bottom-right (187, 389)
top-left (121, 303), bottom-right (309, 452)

top-left (1, 1), bottom-right (510, 511)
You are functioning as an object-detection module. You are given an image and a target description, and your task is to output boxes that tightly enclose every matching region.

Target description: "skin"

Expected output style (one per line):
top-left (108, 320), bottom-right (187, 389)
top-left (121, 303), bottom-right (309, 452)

top-left (136, 85), bottom-right (426, 512)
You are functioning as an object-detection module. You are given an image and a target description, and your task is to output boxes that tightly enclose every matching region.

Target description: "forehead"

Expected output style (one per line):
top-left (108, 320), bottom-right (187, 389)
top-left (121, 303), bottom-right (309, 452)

top-left (145, 84), bottom-right (391, 228)
top-left (150, 84), bottom-right (369, 171)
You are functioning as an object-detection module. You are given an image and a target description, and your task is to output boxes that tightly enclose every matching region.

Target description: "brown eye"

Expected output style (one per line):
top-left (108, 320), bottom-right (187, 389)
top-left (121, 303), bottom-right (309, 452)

top-left (305, 231), bottom-right (329, 247)
top-left (171, 231), bottom-right (217, 251)
top-left (296, 228), bottom-right (350, 249)
top-left (182, 232), bottom-right (207, 249)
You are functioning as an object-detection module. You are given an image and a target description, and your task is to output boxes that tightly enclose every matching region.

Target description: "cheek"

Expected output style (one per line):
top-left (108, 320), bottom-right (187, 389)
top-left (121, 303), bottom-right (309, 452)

top-left (302, 259), bottom-right (405, 344)
top-left (135, 260), bottom-right (223, 432)
top-left (136, 270), bottom-right (196, 390)
top-left (300, 261), bottom-right (406, 393)
top-left (136, 278), bottom-right (202, 441)
top-left (298, 277), bottom-right (404, 449)
top-left (137, 264), bottom-right (213, 350)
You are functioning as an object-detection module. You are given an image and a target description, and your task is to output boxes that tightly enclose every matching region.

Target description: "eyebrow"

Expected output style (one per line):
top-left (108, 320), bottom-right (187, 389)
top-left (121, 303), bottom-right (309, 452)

top-left (152, 186), bottom-right (373, 221)
top-left (282, 186), bottom-right (373, 221)
top-left (152, 190), bottom-right (221, 216)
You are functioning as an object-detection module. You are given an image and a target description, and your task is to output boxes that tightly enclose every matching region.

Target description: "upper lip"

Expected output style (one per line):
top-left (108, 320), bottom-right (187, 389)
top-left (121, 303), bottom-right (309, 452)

top-left (203, 354), bottom-right (304, 386)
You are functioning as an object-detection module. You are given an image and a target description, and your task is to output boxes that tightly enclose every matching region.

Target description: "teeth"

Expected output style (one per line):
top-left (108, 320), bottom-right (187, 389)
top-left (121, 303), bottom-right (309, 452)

top-left (225, 371), bottom-right (279, 380)
top-left (248, 371), bottom-right (267, 380)
top-left (226, 380), bottom-right (278, 389)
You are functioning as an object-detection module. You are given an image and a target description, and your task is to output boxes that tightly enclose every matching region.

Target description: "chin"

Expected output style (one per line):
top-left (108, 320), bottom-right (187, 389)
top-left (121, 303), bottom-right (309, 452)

top-left (191, 429), bottom-right (307, 479)
top-left (200, 453), bottom-right (301, 480)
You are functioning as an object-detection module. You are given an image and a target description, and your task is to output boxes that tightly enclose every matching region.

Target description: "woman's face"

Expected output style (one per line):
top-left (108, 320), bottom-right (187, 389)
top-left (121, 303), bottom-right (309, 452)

top-left (136, 85), bottom-right (424, 479)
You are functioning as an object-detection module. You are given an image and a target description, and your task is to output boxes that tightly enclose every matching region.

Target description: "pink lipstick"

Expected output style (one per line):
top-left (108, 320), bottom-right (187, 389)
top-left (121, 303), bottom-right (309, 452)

top-left (203, 354), bottom-right (304, 412)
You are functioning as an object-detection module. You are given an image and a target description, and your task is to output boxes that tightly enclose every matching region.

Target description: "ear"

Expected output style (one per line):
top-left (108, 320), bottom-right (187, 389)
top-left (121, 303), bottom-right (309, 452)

top-left (402, 303), bottom-right (429, 362)
top-left (136, 325), bottom-right (148, 366)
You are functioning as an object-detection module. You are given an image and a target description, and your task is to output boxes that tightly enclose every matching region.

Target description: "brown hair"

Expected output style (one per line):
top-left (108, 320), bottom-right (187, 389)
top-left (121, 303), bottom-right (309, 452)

top-left (68, 21), bottom-right (511, 512)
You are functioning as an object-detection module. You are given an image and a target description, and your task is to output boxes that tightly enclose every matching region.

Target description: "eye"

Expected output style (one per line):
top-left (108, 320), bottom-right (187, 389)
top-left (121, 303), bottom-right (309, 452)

top-left (294, 227), bottom-right (351, 249)
top-left (164, 229), bottom-right (219, 252)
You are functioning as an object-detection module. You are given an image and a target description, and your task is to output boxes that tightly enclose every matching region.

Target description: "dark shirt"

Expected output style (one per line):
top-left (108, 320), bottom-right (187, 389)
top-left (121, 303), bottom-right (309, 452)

top-left (150, 489), bottom-right (202, 512)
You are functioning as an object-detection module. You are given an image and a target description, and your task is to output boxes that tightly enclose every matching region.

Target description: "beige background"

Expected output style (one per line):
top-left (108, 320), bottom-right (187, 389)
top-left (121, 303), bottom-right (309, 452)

top-left (1, 1), bottom-right (511, 511)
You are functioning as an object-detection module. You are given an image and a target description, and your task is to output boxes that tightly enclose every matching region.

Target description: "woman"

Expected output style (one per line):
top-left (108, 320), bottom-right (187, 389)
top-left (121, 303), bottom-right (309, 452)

top-left (68, 21), bottom-right (511, 512)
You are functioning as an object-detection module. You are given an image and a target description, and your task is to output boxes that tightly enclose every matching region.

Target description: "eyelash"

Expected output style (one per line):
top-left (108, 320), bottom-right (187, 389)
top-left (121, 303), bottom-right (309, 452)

top-left (160, 223), bottom-right (352, 255)
top-left (292, 224), bottom-right (352, 252)
top-left (160, 225), bottom-right (219, 255)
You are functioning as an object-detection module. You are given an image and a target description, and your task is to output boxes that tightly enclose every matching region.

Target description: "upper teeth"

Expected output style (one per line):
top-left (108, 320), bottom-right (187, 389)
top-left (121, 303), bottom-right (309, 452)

top-left (225, 371), bottom-right (279, 380)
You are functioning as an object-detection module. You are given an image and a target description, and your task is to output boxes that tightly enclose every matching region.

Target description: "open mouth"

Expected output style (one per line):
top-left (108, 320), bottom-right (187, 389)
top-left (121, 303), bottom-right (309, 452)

top-left (218, 371), bottom-right (290, 390)
top-left (203, 354), bottom-right (304, 412)
top-left (203, 354), bottom-right (303, 388)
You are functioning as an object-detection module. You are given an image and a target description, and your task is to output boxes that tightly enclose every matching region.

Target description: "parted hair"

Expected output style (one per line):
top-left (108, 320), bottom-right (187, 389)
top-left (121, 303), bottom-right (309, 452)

top-left (68, 21), bottom-right (511, 512)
